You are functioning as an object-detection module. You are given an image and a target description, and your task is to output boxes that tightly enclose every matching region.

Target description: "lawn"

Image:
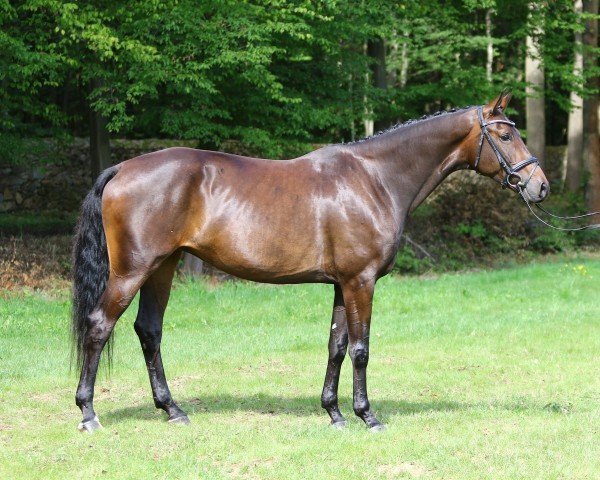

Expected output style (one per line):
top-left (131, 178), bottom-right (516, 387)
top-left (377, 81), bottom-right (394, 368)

top-left (0, 258), bottom-right (599, 479)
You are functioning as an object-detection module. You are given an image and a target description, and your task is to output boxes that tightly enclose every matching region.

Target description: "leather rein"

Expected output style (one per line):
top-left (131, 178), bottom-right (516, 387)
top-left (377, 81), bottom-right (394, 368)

top-left (472, 105), bottom-right (600, 232)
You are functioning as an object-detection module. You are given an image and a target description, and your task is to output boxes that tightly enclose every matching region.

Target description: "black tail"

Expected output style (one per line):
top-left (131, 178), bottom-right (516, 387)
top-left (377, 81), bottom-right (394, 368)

top-left (71, 166), bottom-right (119, 370)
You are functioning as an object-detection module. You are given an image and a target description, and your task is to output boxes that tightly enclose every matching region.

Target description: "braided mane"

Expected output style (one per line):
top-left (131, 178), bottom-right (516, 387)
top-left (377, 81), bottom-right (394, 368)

top-left (346, 106), bottom-right (475, 145)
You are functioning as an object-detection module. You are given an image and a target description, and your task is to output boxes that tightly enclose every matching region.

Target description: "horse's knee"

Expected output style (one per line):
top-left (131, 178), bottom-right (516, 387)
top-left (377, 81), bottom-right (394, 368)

top-left (350, 345), bottom-right (369, 369)
top-left (329, 343), bottom-right (347, 364)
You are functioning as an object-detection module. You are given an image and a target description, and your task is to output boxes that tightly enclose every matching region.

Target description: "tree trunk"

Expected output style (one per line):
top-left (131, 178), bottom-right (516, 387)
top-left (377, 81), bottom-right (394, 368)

top-left (525, 4), bottom-right (545, 165)
top-left (367, 37), bottom-right (387, 132)
top-left (486, 9), bottom-right (494, 82)
top-left (89, 78), bottom-right (111, 181)
top-left (400, 31), bottom-right (409, 89)
top-left (180, 252), bottom-right (204, 277)
top-left (564, 0), bottom-right (584, 192)
top-left (583, 0), bottom-right (600, 211)
top-left (368, 37), bottom-right (387, 90)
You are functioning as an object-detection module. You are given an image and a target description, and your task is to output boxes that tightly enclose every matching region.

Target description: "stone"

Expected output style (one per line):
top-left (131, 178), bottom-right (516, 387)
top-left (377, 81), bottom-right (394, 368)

top-left (3, 188), bottom-right (12, 200)
top-left (0, 201), bottom-right (15, 212)
top-left (15, 192), bottom-right (23, 204)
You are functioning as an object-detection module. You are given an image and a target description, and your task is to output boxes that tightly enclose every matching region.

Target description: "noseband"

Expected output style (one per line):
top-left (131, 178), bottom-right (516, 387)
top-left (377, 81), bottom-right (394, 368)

top-left (473, 106), bottom-right (539, 189)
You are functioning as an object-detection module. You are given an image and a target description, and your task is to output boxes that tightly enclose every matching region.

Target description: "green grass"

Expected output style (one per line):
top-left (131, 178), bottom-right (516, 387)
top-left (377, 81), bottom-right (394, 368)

top-left (0, 212), bottom-right (77, 236)
top-left (1, 259), bottom-right (599, 479)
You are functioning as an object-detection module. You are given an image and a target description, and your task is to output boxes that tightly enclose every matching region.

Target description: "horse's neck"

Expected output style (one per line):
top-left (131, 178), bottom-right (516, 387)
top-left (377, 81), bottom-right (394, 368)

top-left (351, 110), bottom-right (473, 215)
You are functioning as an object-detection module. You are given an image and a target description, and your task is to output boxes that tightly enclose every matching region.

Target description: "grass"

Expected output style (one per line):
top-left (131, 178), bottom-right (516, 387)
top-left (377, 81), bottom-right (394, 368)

top-left (0, 213), bottom-right (77, 236)
top-left (1, 258), bottom-right (599, 479)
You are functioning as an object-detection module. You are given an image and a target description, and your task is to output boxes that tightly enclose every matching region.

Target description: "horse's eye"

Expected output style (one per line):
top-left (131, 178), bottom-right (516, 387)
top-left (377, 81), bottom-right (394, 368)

top-left (500, 133), bottom-right (512, 142)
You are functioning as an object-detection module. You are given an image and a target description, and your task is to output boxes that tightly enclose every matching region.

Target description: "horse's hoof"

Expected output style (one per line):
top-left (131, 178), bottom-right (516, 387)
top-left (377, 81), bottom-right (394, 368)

top-left (369, 424), bottom-right (386, 433)
top-left (331, 420), bottom-right (348, 429)
top-left (168, 415), bottom-right (190, 425)
top-left (78, 416), bottom-right (102, 433)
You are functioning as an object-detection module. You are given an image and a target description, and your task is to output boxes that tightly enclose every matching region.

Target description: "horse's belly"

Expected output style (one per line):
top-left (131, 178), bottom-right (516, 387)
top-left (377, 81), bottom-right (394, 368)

top-left (185, 221), bottom-right (329, 283)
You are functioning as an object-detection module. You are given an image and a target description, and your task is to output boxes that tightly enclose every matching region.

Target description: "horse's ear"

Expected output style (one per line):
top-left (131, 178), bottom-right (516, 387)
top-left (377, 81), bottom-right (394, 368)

top-left (485, 89), bottom-right (512, 116)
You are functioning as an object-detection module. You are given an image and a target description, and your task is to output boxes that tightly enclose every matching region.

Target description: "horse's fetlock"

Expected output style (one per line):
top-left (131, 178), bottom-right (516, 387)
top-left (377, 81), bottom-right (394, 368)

top-left (321, 391), bottom-right (338, 409)
top-left (75, 391), bottom-right (91, 408)
top-left (353, 399), bottom-right (370, 416)
top-left (153, 396), bottom-right (169, 410)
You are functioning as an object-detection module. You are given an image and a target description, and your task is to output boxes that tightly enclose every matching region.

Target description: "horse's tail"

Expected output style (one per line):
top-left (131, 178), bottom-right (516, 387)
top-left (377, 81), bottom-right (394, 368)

top-left (71, 165), bottom-right (120, 370)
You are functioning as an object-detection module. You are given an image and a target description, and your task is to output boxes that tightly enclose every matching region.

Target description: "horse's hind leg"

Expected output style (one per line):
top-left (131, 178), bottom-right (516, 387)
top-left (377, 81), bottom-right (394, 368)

top-left (76, 273), bottom-right (146, 432)
top-left (321, 284), bottom-right (349, 427)
top-left (133, 252), bottom-right (189, 424)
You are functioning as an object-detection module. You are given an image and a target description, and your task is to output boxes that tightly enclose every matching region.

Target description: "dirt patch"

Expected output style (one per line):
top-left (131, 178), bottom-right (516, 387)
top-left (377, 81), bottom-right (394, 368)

top-left (377, 462), bottom-right (428, 478)
top-left (0, 234), bottom-right (72, 291)
top-left (0, 233), bottom-right (228, 292)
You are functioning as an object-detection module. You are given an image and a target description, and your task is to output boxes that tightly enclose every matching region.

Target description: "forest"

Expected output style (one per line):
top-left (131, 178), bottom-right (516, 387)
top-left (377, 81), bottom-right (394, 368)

top-left (0, 0), bottom-right (599, 276)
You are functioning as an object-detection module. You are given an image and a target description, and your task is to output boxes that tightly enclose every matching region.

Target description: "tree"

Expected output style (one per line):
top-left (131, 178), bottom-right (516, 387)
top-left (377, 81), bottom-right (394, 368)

top-left (485, 7), bottom-right (494, 82)
top-left (564, 0), bottom-right (585, 193)
top-left (525, 2), bottom-right (546, 165)
top-left (89, 78), bottom-right (111, 179)
top-left (0, 0), bottom-right (591, 177)
top-left (0, 1), bottom-right (70, 163)
top-left (367, 37), bottom-right (387, 132)
top-left (582, 0), bottom-right (600, 211)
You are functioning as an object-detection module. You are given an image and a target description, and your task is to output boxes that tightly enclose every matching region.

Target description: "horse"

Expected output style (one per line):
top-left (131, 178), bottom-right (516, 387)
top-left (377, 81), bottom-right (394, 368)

top-left (72, 91), bottom-right (549, 432)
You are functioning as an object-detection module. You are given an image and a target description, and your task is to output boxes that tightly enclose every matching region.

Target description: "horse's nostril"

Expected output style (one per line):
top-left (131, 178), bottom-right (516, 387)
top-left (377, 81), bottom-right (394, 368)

top-left (539, 182), bottom-right (549, 199)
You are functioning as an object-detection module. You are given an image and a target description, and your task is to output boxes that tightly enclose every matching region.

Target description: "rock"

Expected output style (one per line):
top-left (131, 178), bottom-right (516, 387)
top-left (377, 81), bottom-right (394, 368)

top-left (3, 188), bottom-right (12, 200)
top-left (15, 192), bottom-right (23, 204)
top-left (0, 201), bottom-right (15, 212)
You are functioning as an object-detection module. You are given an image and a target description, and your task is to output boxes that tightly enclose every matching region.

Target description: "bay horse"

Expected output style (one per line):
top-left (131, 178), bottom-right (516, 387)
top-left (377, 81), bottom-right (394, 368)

top-left (72, 92), bottom-right (549, 432)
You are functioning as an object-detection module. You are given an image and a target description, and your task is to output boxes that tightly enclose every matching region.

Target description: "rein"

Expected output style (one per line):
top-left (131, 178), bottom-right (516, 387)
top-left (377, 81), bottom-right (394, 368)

top-left (518, 188), bottom-right (600, 231)
top-left (473, 105), bottom-right (600, 232)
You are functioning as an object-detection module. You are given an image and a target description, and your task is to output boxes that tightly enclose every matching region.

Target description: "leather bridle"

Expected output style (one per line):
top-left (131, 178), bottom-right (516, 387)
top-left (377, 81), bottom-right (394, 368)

top-left (472, 106), bottom-right (539, 189)
top-left (472, 105), bottom-right (600, 231)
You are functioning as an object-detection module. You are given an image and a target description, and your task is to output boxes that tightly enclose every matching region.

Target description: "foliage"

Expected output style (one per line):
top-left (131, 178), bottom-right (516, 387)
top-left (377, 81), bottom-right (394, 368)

top-left (393, 171), bottom-right (600, 274)
top-left (0, 0), bottom-right (596, 162)
top-left (393, 244), bottom-right (433, 275)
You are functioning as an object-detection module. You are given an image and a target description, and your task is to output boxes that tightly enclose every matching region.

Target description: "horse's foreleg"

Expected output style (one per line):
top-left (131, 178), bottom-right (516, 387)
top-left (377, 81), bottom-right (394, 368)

top-left (75, 274), bottom-right (145, 432)
top-left (133, 252), bottom-right (189, 424)
top-left (321, 284), bottom-right (349, 427)
top-left (341, 277), bottom-right (384, 431)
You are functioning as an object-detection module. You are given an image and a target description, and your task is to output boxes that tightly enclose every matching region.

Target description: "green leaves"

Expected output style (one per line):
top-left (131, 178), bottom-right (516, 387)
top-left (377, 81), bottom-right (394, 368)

top-left (0, 0), bottom-right (595, 163)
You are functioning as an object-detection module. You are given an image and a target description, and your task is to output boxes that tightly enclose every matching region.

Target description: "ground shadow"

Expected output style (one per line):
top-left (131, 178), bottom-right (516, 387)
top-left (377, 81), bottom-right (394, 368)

top-left (103, 393), bottom-right (537, 424)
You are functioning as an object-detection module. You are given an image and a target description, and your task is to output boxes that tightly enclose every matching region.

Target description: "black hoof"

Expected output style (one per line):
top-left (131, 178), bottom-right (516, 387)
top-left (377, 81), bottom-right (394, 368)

top-left (78, 416), bottom-right (102, 433)
top-left (369, 423), bottom-right (386, 433)
top-left (331, 420), bottom-right (348, 429)
top-left (168, 414), bottom-right (190, 425)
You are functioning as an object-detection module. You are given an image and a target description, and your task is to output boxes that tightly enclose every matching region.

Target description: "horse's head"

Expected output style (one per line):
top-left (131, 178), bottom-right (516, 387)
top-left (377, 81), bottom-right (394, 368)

top-left (467, 91), bottom-right (549, 203)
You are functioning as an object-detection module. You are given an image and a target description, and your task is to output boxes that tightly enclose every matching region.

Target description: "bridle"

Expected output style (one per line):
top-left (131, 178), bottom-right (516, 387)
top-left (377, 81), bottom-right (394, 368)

top-left (472, 105), bottom-right (600, 231)
top-left (472, 106), bottom-right (539, 189)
